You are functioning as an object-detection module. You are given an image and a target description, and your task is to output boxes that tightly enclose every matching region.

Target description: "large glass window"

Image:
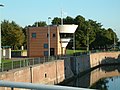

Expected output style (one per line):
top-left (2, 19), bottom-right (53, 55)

top-left (44, 44), bottom-right (48, 48)
top-left (32, 33), bottom-right (36, 38)
top-left (60, 33), bottom-right (73, 38)
top-left (44, 51), bottom-right (48, 56)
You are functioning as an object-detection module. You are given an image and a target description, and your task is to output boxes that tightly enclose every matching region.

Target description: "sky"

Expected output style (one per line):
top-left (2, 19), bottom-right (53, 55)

top-left (0, 0), bottom-right (120, 39)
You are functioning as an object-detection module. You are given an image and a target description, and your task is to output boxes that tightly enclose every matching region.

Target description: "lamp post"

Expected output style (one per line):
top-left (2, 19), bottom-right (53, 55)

top-left (0, 4), bottom-right (4, 66)
top-left (48, 17), bottom-right (51, 57)
top-left (61, 9), bottom-right (63, 25)
top-left (87, 28), bottom-right (90, 52)
top-left (113, 29), bottom-right (116, 50)
top-left (73, 32), bottom-right (75, 53)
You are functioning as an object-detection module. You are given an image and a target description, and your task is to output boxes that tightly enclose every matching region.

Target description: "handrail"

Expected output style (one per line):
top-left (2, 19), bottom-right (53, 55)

top-left (0, 80), bottom-right (96, 90)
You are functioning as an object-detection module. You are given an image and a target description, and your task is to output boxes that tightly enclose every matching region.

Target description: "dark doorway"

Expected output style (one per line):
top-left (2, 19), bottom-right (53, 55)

top-left (50, 48), bottom-right (54, 56)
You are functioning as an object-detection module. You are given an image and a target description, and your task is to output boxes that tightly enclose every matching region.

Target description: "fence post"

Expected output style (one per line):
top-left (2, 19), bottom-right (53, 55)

top-left (20, 60), bottom-right (21, 68)
top-left (27, 59), bottom-right (29, 66)
top-left (39, 58), bottom-right (40, 64)
top-left (2, 62), bottom-right (4, 72)
top-left (12, 60), bottom-right (13, 70)
top-left (44, 57), bottom-right (45, 63)
top-left (33, 58), bottom-right (34, 65)
top-left (24, 60), bottom-right (25, 67)
top-left (25, 59), bottom-right (27, 66)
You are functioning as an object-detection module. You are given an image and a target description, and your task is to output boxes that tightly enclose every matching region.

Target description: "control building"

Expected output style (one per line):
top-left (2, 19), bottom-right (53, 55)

top-left (27, 25), bottom-right (78, 57)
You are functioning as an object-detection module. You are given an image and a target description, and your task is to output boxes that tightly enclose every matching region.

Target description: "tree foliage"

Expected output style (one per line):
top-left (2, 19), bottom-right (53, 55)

top-left (1, 15), bottom-right (118, 50)
top-left (52, 17), bottom-right (61, 25)
top-left (1, 20), bottom-right (25, 49)
top-left (32, 21), bottom-right (47, 27)
top-left (52, 15), bottom-right (118, 50)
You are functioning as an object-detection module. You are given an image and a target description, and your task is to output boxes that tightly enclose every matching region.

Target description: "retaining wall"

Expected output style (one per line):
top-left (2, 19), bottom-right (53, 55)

top-left (0, 60), bottom-right (65, 90)
top-left (72, 52), bottom-right (120, 75)
top-left (1, 52), bottom-right (120, 90)
top-left (90, 52), bottom-right (120, 67)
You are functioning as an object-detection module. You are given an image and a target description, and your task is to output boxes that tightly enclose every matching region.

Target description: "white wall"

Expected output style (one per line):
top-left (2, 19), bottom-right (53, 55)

top-left (1, 48), bottom-right (11, 59)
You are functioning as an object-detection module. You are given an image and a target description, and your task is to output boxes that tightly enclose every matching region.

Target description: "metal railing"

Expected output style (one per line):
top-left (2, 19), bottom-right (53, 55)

top-left (73, 49), bottom-right (120, 56)
top-left (0, 80), bottom-right (96, 90)
top-left (0, 56), bottom-right (65, 72)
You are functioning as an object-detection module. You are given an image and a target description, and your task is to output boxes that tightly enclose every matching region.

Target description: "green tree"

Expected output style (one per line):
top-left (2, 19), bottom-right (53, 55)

top-left (76, 21), bottom-right (96, 49)
top-left (64, 16), bottom-right (74, 24)
top-left (1, 20), bottom-right (25, 49)
top-left (52, 15), bottom-right (119, 50)
top-left (52, 17), bottom-right (61, 25)
top-left (22, 26), bottom-right (28, 49)
top-left (32, 21), bottom-right (47, 27)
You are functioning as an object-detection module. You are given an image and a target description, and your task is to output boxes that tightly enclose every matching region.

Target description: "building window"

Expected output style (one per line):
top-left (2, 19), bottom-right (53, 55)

top-left (44, 44), bottom-right (48, 48)
top-left (44, 51), bottom-right (48, 56)
top-left (53, 33), bottom-right (55, 37)
top-left (60, 33), bottom-right (73, 38)
top-left (47, 33), bottom-right (48, 38)
top-left (32, 33), bottom-right (36, 38)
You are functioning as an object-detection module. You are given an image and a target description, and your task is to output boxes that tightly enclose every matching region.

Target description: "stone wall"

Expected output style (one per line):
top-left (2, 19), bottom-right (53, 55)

top-left (90, 52), bottom-right (120, 68)
top-left (1, 52), bottom-right (120, 89)
top-left (0, 60), bottom-right (65, 90)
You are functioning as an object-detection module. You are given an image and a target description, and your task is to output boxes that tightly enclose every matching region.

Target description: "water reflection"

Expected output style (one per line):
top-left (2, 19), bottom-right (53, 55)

top-left (101, 65), bottom-right (120, 72)
top-left (90, 76), bottom-right (120, 90)
top-left (63, 65), bottom-right (120, 90)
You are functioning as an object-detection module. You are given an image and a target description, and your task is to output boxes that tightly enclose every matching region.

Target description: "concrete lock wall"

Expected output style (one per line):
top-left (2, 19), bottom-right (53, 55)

top-left (75, 55), bottom-right (90, 74)
top-left (72, 52), bottom-right (120, 75)
top-left (64, 57), bottom-right (74, 79)
top-left (0, 52), bottom-right (120, 90)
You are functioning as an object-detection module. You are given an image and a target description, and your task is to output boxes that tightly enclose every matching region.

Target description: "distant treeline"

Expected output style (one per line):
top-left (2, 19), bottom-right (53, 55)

top-left (1, 15), bottom-right (119, 50)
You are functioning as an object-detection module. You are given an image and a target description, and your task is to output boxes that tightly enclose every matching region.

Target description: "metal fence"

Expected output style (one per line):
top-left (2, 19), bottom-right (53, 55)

top-left (0, 56), bottom-right (65, 72)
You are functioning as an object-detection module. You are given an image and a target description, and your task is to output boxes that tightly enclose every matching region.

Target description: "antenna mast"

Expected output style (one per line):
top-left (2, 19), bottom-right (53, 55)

top-left (61, 9), bottom-right (63, 25)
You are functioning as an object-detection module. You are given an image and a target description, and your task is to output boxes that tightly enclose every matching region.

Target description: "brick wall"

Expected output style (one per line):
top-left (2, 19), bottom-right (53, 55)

top-left (0, 60), bottom-right (65, 90)
top-left (27, 26), bottom-right (64, 57)
top-left (90, 52), bottom-right (120, 68)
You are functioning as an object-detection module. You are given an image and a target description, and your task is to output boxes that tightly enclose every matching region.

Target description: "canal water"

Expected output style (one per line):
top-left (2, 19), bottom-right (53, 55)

top-left (62, 65), bottom-right (120, 90)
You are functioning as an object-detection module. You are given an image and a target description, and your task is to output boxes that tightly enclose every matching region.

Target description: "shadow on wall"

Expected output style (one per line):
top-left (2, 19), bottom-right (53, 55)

top-left (62, 62), bottom-right (120, 89)
top-left (101, 55), bottom-right (120, 65)
top-left (64, 55), bottom-right (91, 76)
top-left (60, 55), bottom-right (91, 87)
top-left (64, 53), bottom-right (120, 77)
top-left (63, 57), bottom-right (75, 80)
top-left (101, 65), bottom-right (120, 72)
top-left (100, 54), bottom-right (120, 72)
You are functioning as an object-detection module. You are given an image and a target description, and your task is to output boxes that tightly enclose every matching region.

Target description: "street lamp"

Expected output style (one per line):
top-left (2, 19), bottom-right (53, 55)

top-left (113, 29), bottom-right (116, 50)
top-left (87, 28), bottom-right (90, 52)
top-left (48, 17), bottom-right (51, 57)
top-left (73, 32), bottom-right (75, 53)
top-left (0, 4), bottom-right (4, 65)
